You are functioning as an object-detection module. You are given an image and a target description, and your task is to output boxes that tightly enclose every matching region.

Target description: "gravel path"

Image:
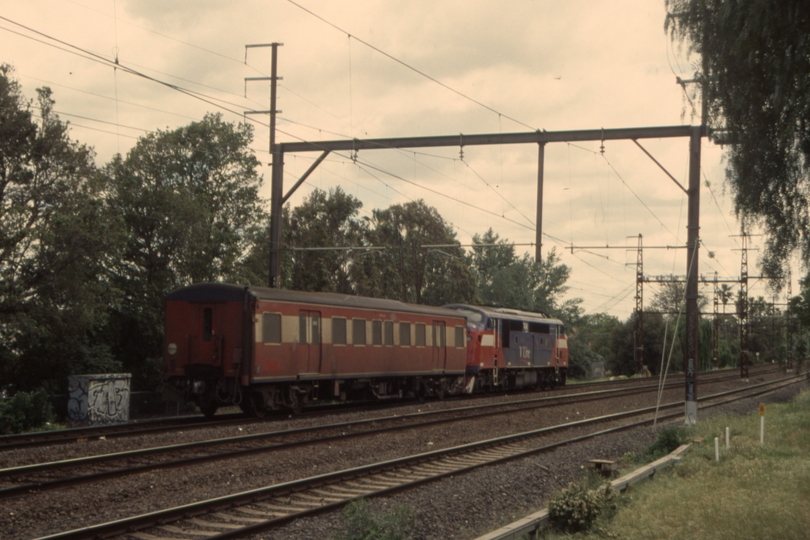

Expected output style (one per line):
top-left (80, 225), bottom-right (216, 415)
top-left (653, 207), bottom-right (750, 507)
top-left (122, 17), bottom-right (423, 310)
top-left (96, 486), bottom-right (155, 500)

top-left (1, 371), bottom-right (803, 539)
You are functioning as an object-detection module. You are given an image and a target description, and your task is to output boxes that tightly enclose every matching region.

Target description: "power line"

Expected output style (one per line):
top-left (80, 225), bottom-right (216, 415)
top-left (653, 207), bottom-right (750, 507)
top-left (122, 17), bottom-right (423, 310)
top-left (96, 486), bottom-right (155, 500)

top-left (285, 0), bottom-right (538, 132)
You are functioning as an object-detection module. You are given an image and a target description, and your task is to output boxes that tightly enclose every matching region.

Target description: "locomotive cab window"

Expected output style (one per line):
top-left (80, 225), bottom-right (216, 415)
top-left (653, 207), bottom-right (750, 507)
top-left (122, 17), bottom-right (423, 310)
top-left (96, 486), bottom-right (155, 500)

top-left (262, 313), bottom-right (282, 344)
top-left (529, 322), bottom-right (550, 334)
top-left (384, 321), bottom-right (394, 346)
top-left (372, 320), bottom-right (383, 346)
top-left (353, 318), bottom-right (366, 346)
top-left (399, 322), bottom-right (411, 346)
top-left (332, 317), bottom-right (347, 345)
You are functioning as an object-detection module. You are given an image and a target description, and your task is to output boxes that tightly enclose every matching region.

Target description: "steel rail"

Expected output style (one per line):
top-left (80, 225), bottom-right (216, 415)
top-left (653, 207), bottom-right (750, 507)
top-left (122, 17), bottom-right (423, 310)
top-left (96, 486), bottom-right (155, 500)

top-left (0, 364), bottom-right (774, 452)
top-left (35, 374), bottom-right (805, 540)
top-left (0, 368), bottom-right (759, 498)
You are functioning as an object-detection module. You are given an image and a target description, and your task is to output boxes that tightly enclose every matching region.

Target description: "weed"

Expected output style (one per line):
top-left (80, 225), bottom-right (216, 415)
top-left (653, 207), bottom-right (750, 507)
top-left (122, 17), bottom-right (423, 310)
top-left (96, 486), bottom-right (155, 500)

top-left (548, 481), bottom-right (619, 533)
top-left (331, 499), bottom-right (415, 540)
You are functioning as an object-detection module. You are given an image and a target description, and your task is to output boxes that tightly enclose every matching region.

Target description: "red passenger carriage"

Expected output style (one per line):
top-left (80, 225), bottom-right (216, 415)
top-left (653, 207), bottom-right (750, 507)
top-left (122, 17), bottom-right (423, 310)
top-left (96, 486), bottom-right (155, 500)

top-left (163, 283), bottom-right (469, 416)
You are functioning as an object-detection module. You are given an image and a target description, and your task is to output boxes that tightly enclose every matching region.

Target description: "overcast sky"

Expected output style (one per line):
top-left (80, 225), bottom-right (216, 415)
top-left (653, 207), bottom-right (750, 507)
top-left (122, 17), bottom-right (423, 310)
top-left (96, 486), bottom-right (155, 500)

top-left (0, 0), bottom-right (795, 318)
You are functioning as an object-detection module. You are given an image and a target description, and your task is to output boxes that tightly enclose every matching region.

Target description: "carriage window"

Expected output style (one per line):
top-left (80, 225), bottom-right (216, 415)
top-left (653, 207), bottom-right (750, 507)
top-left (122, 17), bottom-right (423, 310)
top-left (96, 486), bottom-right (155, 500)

top-left (399, 322), bottom-right (411, 346)
top-left (299, 313), bottom-right (308, 344)
top-left (353, 318), bottom-right (366, 346)
top-left (415, 323), bottom-right (426, 346)
top-left (372, 320), bottom-right (382, 345)
top-left (332, 317), bottom-right (347, 345)
top-left (262, 313), bottom-right (281, 344)
top-left (203, 308), bottom-right (213, 342)
top-left (455, 326), bottom-right (464, 348)
top-left (432, 324), bottom-right (443, 348)
top-left (384, 321), bottom-right (394, 346)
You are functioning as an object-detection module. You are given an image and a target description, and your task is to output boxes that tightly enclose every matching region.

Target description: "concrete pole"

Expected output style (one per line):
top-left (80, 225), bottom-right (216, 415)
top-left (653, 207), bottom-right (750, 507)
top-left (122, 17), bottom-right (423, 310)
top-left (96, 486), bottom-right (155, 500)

top-left (684, 125), bottom-right (702, 425)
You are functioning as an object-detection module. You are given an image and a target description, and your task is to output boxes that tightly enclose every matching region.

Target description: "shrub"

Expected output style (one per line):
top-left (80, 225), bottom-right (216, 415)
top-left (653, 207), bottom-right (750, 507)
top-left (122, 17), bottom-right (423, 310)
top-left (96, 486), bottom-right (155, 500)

top-left (646, 426), bottom-right (686, 459)
top-left (548, 482), bottom-right (619, 533)
top-left (0, 388), bottom-right (55, 434)
top-left (331, 498), bottom-right (415, 540)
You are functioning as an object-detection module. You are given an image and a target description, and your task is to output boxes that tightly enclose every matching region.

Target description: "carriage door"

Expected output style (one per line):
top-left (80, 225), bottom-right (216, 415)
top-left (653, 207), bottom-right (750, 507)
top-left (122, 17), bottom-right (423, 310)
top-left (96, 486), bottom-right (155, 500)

top-left (299, 311), bottom-right (322, 373)
top-left (432, 321), bottom-right (447, 371)
top-left (198, 304), bottom-right (224, 367)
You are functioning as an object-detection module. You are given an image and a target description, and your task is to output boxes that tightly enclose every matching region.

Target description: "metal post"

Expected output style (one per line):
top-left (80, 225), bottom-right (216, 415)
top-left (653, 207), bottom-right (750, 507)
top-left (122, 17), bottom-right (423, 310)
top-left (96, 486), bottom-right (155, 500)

top-left (712, 273), bottom-right (719, 369)
top-left (740, 232), bottom-right (749, 378)
top-left (268, 43), bottom-right (283, 288)
top-left (535, 143), bottom-right (545, 262)
top-left (269, 148), bottom-right (284, 288)
top-left (684, 125), bottom-right (701, 425)
top-left (634, 234), bottom-right (644, 374)
top-left (269, 43), bottom-right (279, 155)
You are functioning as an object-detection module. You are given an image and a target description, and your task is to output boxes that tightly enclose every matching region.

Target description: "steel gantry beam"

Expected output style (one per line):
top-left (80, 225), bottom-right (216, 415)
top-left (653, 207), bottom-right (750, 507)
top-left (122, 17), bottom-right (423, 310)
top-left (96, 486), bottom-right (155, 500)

top-left (268, 124), bottom-right (706, 425)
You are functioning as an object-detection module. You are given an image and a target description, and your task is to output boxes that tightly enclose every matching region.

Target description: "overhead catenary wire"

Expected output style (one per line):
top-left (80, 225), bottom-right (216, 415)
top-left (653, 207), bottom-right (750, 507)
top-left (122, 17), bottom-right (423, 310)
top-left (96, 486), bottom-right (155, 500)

top-left (284, 0), bottom-right (538, 132)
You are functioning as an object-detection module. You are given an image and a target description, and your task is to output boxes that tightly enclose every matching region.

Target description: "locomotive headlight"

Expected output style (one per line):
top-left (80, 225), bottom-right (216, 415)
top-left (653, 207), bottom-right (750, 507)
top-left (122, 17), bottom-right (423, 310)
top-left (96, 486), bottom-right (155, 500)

top-left (167, 343), bottom-right (177, 355)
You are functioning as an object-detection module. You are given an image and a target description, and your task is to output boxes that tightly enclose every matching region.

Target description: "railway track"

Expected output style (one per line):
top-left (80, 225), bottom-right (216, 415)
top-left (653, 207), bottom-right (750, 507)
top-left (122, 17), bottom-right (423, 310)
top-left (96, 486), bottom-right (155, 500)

top-left (0, 367), bottom-right (770, 501)
top-left (36, 373), bottom-right (806, 540)
top-left (0, 364), bottom-right (777, 453)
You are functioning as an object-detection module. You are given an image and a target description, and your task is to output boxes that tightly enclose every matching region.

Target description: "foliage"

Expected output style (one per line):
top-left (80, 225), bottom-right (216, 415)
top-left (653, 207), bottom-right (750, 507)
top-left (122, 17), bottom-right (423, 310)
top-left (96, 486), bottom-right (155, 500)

top-left (567, 313), bottom-right (623, 379)
top-left (104, 113), bottom-right (265, 389)
top-left (331, 499), bottom-right (415, 540)
top-left (0, 388), bottom-right (55, 435)
top-left (665, 1), bottom-right (810, 275)
top-left (469, 229), bottom-right (578, 321)
top-left (548, 481), bottom-right (620, 533)
top-left (351, 200), bottom-right (477, 306)
top-left (646, 426), bottom-right (687, 459)
top-left (0, 65), bottom-right (120, 392)
top-left (285, 187), bottom-right (364, 293)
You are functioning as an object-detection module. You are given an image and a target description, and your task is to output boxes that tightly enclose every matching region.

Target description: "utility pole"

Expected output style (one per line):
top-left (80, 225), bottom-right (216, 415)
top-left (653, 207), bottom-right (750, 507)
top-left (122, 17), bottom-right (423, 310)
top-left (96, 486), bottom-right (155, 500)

top-left (712, 272), bottom-right (719, 369)
top-left (739, 232), bottom-right (750, 379)
top-left (684, 125), bottom-right (701, 426)
top-left (787, 270), bottom-right (794, 372)
top-left (633, 234), bottom-right (644, 374)
top-left (244, 42), bottom-right (284, 287)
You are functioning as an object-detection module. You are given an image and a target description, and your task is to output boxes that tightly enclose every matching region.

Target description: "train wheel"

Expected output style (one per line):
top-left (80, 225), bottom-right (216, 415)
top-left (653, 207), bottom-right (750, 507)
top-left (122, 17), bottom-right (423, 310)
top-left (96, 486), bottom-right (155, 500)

top-left (417, 382), bottom-right (427, 402)
top-left (250, 393), bottom-right (267, 418)
top-left (288, 390), bottom-right (303, 415)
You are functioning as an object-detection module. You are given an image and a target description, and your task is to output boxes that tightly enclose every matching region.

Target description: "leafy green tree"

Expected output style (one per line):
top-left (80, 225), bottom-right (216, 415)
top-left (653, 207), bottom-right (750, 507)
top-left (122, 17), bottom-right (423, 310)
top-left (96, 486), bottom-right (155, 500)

top-left (665, 1), bottom-right (810, 275)
top-left (104, 113), bottom-right (265, 389)
top-left (608, 312), bottom-right (668, 377)
top-left (0, 65), bottom-right (120, 392)
top-left (567, 313), bottom-right (623, 379)
top-left (469, 229), bottom-right (576, 319)
top-left (351, 200), bottom-right (476, 306)
top-left (285, 187), bottom-right (364, 293)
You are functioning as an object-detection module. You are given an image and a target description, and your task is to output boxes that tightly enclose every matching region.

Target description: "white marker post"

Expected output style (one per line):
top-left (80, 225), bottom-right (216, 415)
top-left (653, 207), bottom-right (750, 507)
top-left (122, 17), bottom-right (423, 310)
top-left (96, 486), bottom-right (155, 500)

top-left (714, 437), bottom-right (720, 462)
top-left (725, 426), bottom-right (730, 450)
top-left (759, 403), bottom-right (765, 446)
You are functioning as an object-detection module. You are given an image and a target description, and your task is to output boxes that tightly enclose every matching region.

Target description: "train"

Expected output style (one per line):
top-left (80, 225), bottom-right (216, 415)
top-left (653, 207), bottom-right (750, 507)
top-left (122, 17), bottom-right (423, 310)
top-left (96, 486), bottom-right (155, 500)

top-left (162, 283), bottom-right (568, 417)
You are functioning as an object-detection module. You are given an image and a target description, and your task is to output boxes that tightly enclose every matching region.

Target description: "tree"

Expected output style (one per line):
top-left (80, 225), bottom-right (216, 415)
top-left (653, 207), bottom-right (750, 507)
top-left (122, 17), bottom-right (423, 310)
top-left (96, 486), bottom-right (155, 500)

top-left (104, 113), bottom-right (265, 389)
top-left (469, 230), bottom-right (577, 321)
top-left (665, 1), bottom-right (810, 276)
top-left (284, 187), bottom-right (364, 293)
top-left (0, 65), bottom-right (120, 392)
top-left (351, 200), bottom-right (477, 306)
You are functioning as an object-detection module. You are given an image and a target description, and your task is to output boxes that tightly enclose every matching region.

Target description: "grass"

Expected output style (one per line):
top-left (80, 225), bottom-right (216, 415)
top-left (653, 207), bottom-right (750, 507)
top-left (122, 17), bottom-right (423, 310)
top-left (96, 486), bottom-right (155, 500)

top-left (537, 387), bottom-right (810, 539)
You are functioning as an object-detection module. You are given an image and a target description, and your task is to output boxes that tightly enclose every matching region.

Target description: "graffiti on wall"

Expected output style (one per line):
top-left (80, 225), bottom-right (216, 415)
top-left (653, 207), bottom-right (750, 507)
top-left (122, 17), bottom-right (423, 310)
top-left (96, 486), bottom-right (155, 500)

top-left (67, 375), bottom-right (130, 426)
